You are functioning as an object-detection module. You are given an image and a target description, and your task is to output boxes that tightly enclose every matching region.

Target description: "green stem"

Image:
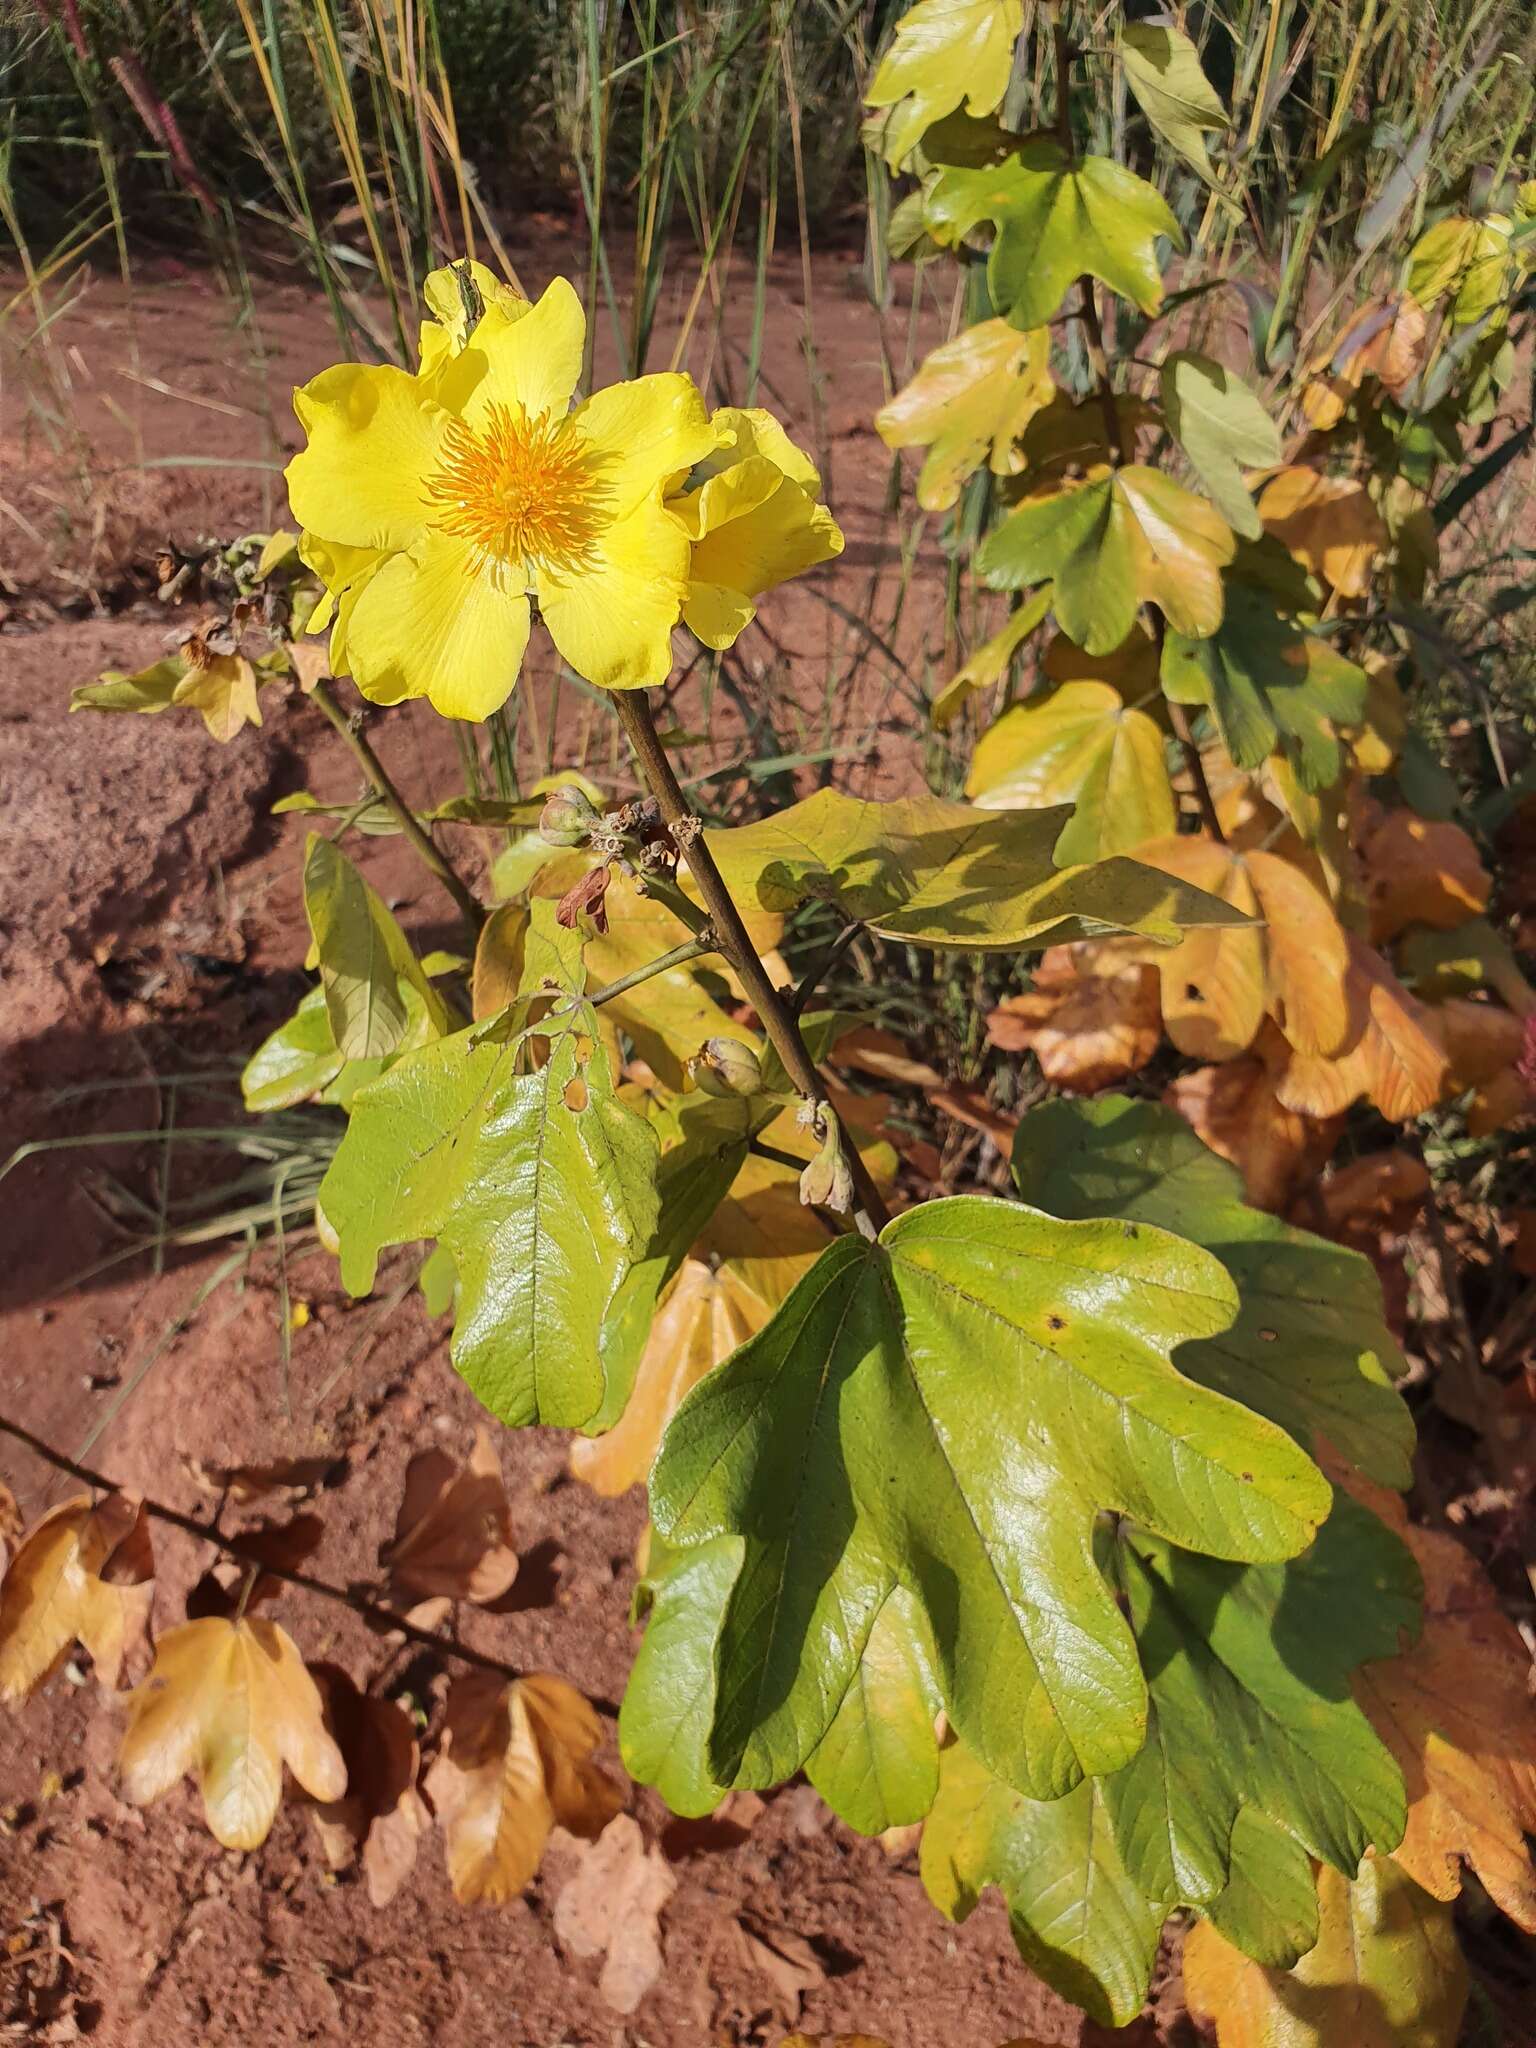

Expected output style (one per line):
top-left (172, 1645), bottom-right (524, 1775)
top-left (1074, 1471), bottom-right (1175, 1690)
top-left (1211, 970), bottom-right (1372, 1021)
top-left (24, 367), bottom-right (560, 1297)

top-left (611, 689), bottom-right (892, 1239)
top-left (586, 931), bottom-right (717, 1009)
top-left (311, 677), bottom-right (485, 937)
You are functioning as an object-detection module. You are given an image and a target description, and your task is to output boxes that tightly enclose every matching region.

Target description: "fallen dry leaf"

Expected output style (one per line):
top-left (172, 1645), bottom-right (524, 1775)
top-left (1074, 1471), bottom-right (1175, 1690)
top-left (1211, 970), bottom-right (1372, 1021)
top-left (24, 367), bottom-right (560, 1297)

top-left (1361, 809), bottom-right (1491, 943)
top-left (425, 1670), bottom-right (621, 1905)
top-left (930, 1082), bottom-right (1020, 1149)
top-left (310, 1666), bottom-right (429, 1908)
top-left (1433, 996), bottom-right (1527, 1093)
top-left (736, 1914), bottom-right (827, 2022)
top-left (0, 1493), bottom-right (153, 1701)
top-left (381, 1429), bottom-right (517, 1605)
top-left (554, 1811), bottom-right (676, 2014)
top-left (118, 1615), bottom-right (346, 1850)
top-left (0, 1483), bottom-right (21, 1548)
top-left (571, 1258), bottom-right (765, 1496)
top-left (1167, 1051), bottom-right (1343, 1211)
top-left (1260, 465), bottom-right (1388, 597)
top-left (986, 944), bottom-right (1160, 1092)
top-left (1272, 935), bottom-right (1448, 1121)
top-left (1354, 1516), bottom-right (1536, 1926)
top-left (1308, 1150), bottom-right (1430, 1236)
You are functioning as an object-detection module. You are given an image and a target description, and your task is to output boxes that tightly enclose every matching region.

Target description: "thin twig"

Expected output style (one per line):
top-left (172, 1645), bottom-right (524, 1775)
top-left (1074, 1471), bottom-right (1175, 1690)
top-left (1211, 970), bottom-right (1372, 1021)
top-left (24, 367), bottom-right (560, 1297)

top-left (0, 1415), bottom-right (522, 1684)
top-left (610, 689), bottom-right (891, 1239)
top-left (311, 677), bottom-right (486, 937)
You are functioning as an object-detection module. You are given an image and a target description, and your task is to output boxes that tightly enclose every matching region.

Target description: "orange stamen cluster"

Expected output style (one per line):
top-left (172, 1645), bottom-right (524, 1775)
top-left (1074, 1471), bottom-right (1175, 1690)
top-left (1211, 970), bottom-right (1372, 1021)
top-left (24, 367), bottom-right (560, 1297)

top-left (424, 402), bottom-right (608, 577)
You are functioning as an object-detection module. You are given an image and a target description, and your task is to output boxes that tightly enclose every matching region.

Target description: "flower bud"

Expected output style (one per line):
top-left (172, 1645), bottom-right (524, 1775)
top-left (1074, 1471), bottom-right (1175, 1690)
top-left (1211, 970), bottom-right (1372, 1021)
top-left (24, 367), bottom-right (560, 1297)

top-left (539, 785), bottom-right (601, 847)
top-left (799, 1109), bottom-right (854, 1214)
top-left (689, 1036), bottom-right (764, 1098)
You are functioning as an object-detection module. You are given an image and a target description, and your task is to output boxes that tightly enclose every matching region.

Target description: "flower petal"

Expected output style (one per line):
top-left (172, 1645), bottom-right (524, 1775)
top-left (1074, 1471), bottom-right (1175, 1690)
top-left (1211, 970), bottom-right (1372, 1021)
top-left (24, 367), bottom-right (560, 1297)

top-left (286, 365), bottom-right (447, 551)
top-left (682, 580), bottom-right (757, 650)
top-left (668, 452), bottom-right (784, 541)
top-left (342, 529), bottom-right (531, 720)
top-left (573, 372), bottom-right (718, 519)
top-left (537, 496), bottom-right (689, 689)
top-left (690, 478), bottom-right (843, 609)
top-left (299, 534), bottom-right (386, 635)
top-left (706, 405), bottom-right (821, 488)
top-left (455, 276), bottom-right (586, 427)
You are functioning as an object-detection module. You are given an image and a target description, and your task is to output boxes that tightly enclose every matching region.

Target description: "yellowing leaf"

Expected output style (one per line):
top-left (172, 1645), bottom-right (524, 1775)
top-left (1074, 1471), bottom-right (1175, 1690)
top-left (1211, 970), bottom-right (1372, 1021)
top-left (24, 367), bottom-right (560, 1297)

top-left (1134, 837), bottom-right (1351, 1059)
top-left (1272, 935), bottom-right (1449, 1122)
top-left (1301, 294), bottom-right (1428, 428)
top-left (1358, 808), bottom-right (1491, 942)
top-left (118, 1616), bottom-right (346, 1850)
top-left (380, 1428), bottom-right (518, 1604)
top-left (1355, 1516), bottom-right (1536, 1928)
top-left (1184, 1857), bottom-right (1467, 2048)
top-left (864, 0), bottom-right (1023, 168)
top-left (927, 141), bottom-right (1181, 329)
top-left (1121, 21), bottom-right (1229, 183)
top-left (570, 1258), bottom-right (766, 1496)
top-left (0, 1494), bottom-right (153, 1701)
top-left (1259, 468), bottom-right (1387, 598)
top-left (965, 681), bottom-right (1175, 861)
top-left (425, 1671), bottom-right (621, 1904)
top-left (1406, 215), bottom-right (1515, 324)
top-left (931, 588), bottom-right (1052, 727)
top-left (986, 943), bottom-right (1160, 1093)
top-left (876, 319), bottom-right (1053, 511)
top-left (980, 465), bottom-right (1235, 655)
top-left (1166, 1054), bottom-right (1342, 1212)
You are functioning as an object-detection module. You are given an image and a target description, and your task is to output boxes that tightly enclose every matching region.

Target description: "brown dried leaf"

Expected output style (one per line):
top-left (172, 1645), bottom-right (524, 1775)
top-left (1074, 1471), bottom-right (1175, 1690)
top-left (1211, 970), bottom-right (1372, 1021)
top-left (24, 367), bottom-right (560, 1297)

top-left (1355, 1518), bottom-right (1536, 1927)
top-left (0, 1494), bottom-right (153, 1700)
top-left (1361, 809), bottom-right (1491, 943)
top-left (425, 1671), bottom-right (622, 1905)
top-left (1310, 1150), bottom-right (1429, 1236)
top-left (986, 944), bottom-right (1160, 1092)
top-left (1302, 292), bottom-right (1428, 427)
top-left (190, 1511), bottom-right (324, 1618)
top-left (118, 1616), bottom-right (346, 1850)
top-left (0, 1483), bottom-right (22, 1548)
top-left (930, 1082), bottom-right (1020, 1148)
top-left (310, 1666), bottom-right (429, 1908)
top-left (829, 1025), bottom-right (943, 1091)
top-left (1433, 997), bottom-right (1527, 1093)
top-left (1273, 935), bottom-right (1449, 1121)
top-left (1167, 1052), bottom-right (1343, 1211)
top-left (1260, 466), bottom-right (1388, 597)
top-left (1466, 1065), bottom-right (1534, 1137)
top-left (381, 1429), bottom-right (517, 1605)
top-left (737, 1914), bottom-right (826, 2020)
top-left (188, 1455), bottom-right (340, 1503)
top-left (570, 1258), bottom-right (766, 1497)
top-left (554, 1812), bottom-right (675, 2014)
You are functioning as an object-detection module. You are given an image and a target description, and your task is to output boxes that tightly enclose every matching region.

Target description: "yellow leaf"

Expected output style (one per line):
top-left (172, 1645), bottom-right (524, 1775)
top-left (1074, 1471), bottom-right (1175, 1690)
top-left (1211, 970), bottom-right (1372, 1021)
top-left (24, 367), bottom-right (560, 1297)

top-left (380, 1428), bottom-right (518, 1604)
top-left (1301, 293), bottom-right (1427, 428)
top-left (519, 1672), bottom-right (625, 1840)
top-left (1259, 468), bottom-right (1387, 598)
top-left (965, 680), bottom-right (1175, 862)
top-left (1358, 1522), bottom-right (1536, 1925)
top-left (931, 589), bottom-right (1051, 728)
top-left (1184, 1856), bottom-right (1468, 2047)
top-left (570, 1258), bottom-right (766, 1497)
top-left (1273, 934), bottom-right (1449, 1121)
top-left (0, 1494), bottom-right (153, 1701)
top-left (1359, 808), bottom-right (1491, 943)
top-left (425, 1675), bottom-right (553, 1904)
top-left (864, 0), bottom-right (1024, 168)
top-left (876, 319), bottom-right (1053, 511)
top-left (118, 1616), bottom-right (346, 1850)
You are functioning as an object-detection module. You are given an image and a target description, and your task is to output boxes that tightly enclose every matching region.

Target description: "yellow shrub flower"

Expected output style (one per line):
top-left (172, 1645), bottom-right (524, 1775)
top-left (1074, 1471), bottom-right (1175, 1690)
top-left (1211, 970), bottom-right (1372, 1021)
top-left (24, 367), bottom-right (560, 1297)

top-left (285, 274), bottom-right (717, 719)
top-left (666, 407), bottom-right (843, 650)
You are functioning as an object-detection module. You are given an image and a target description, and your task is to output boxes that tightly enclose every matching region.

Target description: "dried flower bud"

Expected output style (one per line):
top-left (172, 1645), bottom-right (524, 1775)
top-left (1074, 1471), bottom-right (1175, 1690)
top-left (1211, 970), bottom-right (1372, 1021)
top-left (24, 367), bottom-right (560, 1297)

top-left (689, 1036), bottom-right (764, 1099)
top-left (539, 785), bottom-right (602, 847)
top-left (799, 1108), bottom-right (854, 1214)
top-left (555, 864), bottom-right (612, 933)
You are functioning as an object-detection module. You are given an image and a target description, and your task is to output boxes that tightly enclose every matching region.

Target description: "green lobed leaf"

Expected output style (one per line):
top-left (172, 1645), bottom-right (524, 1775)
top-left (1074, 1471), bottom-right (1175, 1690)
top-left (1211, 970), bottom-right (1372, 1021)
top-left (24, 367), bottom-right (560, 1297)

top-left (319, 1005), bottom-right (659, 1428)
top-left (1199, 1807), bottom-right (1321, 1970)
top-left (1103, 1494), bottom-right (1415, 1911)
top-left (1160, 584), bottom-right (1370, 791)
top-left (618, 1537), bottom-right (741, 1818)
top-left (650, 1198), bottom-right (1331, 1803)
top-left (965, 680), bottom-right (1176, 863)
top-left (240, 983), bottom-right (389, 1113)
top-left (1162, 352), bottom-right (1281, 541)
top-left (1121, 21), bottom-right (1229, 185)
top-left (978, 466), bottom-right (1235, 654)
top-left (805, 1580), bottom-right (942, 1836)
top-left (704, 787), bottom-right (1250, 951)
top-left (925, 139), bottom-right (1182, 328)
top-left (302, 834), bottom-right (450, 1061)
top-left (863, 0), bottom-right (1024, 170)
top-left (920, 1740), bottom-right (1163, 2026)
top-left (1010, 1096), bottom-right (1415, 1485)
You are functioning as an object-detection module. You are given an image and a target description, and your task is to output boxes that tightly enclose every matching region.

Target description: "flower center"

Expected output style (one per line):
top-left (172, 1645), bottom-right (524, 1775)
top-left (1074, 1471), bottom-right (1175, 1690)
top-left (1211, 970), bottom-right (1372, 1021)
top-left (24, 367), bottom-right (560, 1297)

top-left (424, 403), bottom-right (608, 576)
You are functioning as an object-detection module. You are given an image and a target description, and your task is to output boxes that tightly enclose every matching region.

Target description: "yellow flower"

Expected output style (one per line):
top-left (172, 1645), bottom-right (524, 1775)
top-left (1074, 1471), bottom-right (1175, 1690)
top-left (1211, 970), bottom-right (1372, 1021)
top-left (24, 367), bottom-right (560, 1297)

top-left (417, 258), bottom-right (528, 374)
top-left (285, 275), bottom-right (717, 719)
top-left (666, 407), bottom-right (843, 650)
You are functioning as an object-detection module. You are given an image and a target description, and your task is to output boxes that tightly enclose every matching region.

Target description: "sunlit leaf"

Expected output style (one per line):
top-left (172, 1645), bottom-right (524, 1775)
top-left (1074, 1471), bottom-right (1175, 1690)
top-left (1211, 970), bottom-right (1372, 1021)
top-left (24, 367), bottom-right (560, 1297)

top-left (876, 320), bottom-right (1053, 511)
top-left (620, 1536), bottom-right (740, 1819)
top-left (1406, 215), bottom-right (1514, 325)
top-left (979, 465), bottom-right (1235, 654)
top-left (1302, 294), bottom-right (1428, 428)
top-left (118, 1617), bottom-right (346, 1851)
top-left (1121, 21), bottom-right (1229, 183)
top-left (1166, 1053), bottom-right (1343, 1213)
top-left (931, 588), bottom-right (1053, 727)
top-left (926, 140), bottom-right (1181, 328)
top-left (1358, 807), bottom-right (1491, 943)
top-left (0, 1495), bottom-right (153, 1701)
top-left (805, 1582), bottom-right (942, 1836)
top-left (303, 834), bottom-right (450, 1061)
top-left (1259, 468), bottom-right (1387, 598)
top-left (965, 681), bottom-right (1175, 862)
top-left (1271, 935), bottom-right (1449, 1122)
top-left (1162, 353), bottom-right (1280, 540)
top-left (864, 0), bottom-right (1024, 168)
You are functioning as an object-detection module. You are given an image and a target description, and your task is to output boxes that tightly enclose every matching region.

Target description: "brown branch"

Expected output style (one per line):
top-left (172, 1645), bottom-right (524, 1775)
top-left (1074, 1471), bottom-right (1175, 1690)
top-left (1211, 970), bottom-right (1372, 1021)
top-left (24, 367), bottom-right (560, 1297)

top-left (0, 1414), bottom-right (522, 1685)
top-left (311, 678), bottom-right (487, 938)
top-left (610, 689), bottom-right (892, 1239)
